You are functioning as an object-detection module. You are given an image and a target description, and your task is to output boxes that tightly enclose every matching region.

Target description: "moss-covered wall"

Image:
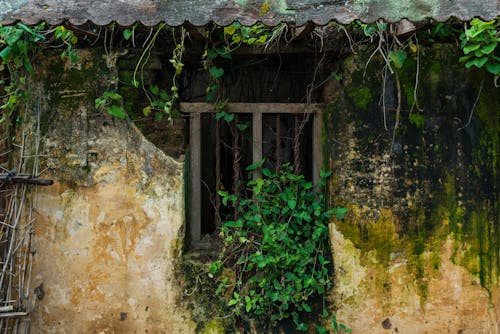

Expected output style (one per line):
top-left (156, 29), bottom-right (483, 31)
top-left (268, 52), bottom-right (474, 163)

top-left (325, 43), bottom-right (499, 332)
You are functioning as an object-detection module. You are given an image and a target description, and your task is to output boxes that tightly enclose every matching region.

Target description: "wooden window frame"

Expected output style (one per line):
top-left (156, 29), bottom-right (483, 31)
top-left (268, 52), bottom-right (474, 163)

top-left (181, 102), bottom-right (323, 249)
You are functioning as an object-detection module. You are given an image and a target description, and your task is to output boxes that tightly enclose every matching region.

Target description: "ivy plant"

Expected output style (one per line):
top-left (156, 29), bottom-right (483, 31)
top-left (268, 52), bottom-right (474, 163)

top-left (460, 18), bottom-right (500, 75)
top-left (213, 163), bottom-right (349, 332)
top-left (95, 91), bottom-right (126, 119)
top-left (0, 23), bottom-right (79, 125)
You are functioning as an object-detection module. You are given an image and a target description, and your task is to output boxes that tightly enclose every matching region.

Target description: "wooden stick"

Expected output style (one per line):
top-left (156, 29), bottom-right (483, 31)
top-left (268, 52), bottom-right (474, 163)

top-left (0, 173), bottom-right (53, 186)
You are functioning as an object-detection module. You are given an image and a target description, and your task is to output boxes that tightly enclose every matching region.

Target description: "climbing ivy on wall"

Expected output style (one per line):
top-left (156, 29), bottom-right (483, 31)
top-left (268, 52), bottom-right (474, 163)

top-left (459, 18), bottom-right (500, 76)
top-left (214, 164), bottom-right (348, 332)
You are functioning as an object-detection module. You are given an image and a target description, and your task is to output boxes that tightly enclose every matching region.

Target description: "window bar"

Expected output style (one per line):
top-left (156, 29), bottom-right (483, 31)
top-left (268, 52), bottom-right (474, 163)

top-left (275, 114), bottom-right (281, 171)
top-left (313, 112), bottom-right (323, 186)
top-left (232, 115), bottom-right (240, 219)
top-left (252, 112), bottom-right (262, 179)
top-left (189, 112), bottom-right (201, 246)
top-left (215, 117), bottom-right (221, 229)
top-left (293, 115), bottom-right (301, 174)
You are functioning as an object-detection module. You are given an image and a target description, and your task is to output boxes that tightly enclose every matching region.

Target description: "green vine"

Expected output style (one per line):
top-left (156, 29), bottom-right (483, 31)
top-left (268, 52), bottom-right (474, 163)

top-left (213, 163), bottom-right (349, 332)
top-left (204, 22), bottom-right (275, 103)
top-left (459, 18), bottom-right (500, 76)
top-left (97, 24), bottom-right (186, 121)
top-left (0, 23), bottom-right (78, 124)
top-left (95, 91), bottom-right (126, 120)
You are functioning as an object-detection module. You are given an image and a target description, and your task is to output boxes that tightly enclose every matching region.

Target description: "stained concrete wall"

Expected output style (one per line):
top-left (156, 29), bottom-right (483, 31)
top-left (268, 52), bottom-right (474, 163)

top-left (325, 44), bottom-right (499, 333)
top-left (29, 50), bottom-right (194, 333)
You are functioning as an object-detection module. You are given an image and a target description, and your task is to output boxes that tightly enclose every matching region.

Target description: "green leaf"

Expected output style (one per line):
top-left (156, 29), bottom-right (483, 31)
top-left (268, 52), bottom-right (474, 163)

top-left (123, 29), bottom-right (133, 40)
top-left (207, 49), bottom-right (218, 60)
top-left (466, 28), bottom-right (485, 40)
top-left (485, 62), bottom-right (500, 75)
top-left (479, 42), bottom-right (497, 55)
top-left (216, 46), bottom-right (232, 59)
top-left (209, 261), bottom-right (221, 275)
top-left (0, 46), bottom-right (12, 61)
top-left (223, 113), bottom-right (234, 123)
top-left (224, 24), bottom-right (237, 36)
top-left (159, 90), bottom-right (170, 101)
top-left (459, 55), bottom-right (472, 63)
top-left (316, 325), bottom-right (328, 334)
top-left (107, 105), bottom-right (126, 119)
top-left (389, 50), bottom-right (407, 69)
top-left (465, 57), bottom-right (488, 69)
top-left (5, 29), bottom-right (23, 46)
top-left (363, 24), bottom-right (377, 37)
top-left (104, 92), bottom-right (122, 100)
top-left (376, 20), bottom-right (387, 31)
top-left (332, 207), bottom-right (348, 219)
top-left (237, 122), bottom-right (249, 131)
top-left (16, 23), bottom-right (35, 36)
top-left (463, 43), bottom-right (481, 55)
top-left (287, 199), bottom-right (297, 210)
top-left (296, 323), bottom-right (308, 331)
top-left (209, 66), bottom-right (224, 79)
top-left (150, 85), bottom-right (159, 95)
top-left (246, 160), bottom-right (264, 171)
top-left (143, 105), bottom-right (152, 116)
top-left (256, 35), bottom-right (268, 44)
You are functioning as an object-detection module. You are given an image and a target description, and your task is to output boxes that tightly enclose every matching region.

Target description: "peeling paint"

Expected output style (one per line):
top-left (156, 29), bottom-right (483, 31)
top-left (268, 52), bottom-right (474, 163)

top-left (30, 50), bottom-right (195, 333)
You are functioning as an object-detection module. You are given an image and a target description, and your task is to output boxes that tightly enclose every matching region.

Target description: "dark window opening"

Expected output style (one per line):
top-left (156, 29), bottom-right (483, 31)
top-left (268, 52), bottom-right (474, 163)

top-left (185, 103), bottom-right (322, 249)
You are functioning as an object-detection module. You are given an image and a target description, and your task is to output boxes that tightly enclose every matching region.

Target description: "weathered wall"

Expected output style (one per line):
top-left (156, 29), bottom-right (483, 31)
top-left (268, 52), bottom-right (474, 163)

top-left (29, 50), bottom-right (194, 333)
top-left (325, 44), bottom-right (499, 333)
top-left (24, 43), bottom-right (500, 333)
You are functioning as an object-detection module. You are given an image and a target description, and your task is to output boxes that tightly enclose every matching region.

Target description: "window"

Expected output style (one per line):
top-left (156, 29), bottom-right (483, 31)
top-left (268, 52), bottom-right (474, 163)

top-left (182, 103), bottom-right (323, 249)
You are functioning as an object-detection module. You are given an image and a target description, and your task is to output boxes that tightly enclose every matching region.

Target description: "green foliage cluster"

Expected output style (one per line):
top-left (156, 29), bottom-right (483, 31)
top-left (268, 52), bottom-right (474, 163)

top-left (0, 23), bottom-right (78, 124)
top-left (224, 22), bottom-right (270, 46)
top-left (0, 23), bottom-right (43, 124)
top-left (459, 18), bottom-right (500, 75)
top-left (95, 25), bottom-right (186, 121)
top-left (0, 23), bottom-right (44, 74)
top-left (142, 84), bottom-right (179, 121)
top-left (203, 44), bottom-right (231, 102)
top-left (95, 91), bottom-right (126, 119)
top-left (212, 163), bottom-right (349, 333)
top-left (131, 23), bottom-right (185, 120)
top-left (204, 22), bottom-right (273, 102)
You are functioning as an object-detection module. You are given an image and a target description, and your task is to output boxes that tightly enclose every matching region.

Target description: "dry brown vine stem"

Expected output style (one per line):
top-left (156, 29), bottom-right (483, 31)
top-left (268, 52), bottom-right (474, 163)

top-left (390, 70), bottom-right (402, 154)
top-left (411, 34), bottom-right (423, 113)
top-left (458, 77), bottom-right (484, 132)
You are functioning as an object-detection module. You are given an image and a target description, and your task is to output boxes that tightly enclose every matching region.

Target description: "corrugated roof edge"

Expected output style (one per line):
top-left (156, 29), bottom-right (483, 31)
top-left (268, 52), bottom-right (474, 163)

top-left (0, 16), bottom-right (497, 28)
top-left (0, 0), bottom-right (498, 26)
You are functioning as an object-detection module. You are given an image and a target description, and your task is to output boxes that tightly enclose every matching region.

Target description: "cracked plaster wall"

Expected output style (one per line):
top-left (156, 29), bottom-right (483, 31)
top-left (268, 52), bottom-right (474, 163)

top-left (28, 50), bottom-right (194, 334)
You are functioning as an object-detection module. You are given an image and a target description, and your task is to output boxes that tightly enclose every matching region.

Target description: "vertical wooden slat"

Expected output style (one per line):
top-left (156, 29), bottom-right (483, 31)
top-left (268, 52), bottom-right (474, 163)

top-left (215, 118), bottom-right (221, 228)
top-left (253, 112), bottom-right (262, 179)
top-left (313, 112), bottom-right (323, 186)
top-left (275, 114), bottom-right (281, 171)
top-left (293, 115), bottom-right (301, 174)
top-left (190, 112), bottom-right (201, 246)
top-left (232, 115), bottom-right (240, 219)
